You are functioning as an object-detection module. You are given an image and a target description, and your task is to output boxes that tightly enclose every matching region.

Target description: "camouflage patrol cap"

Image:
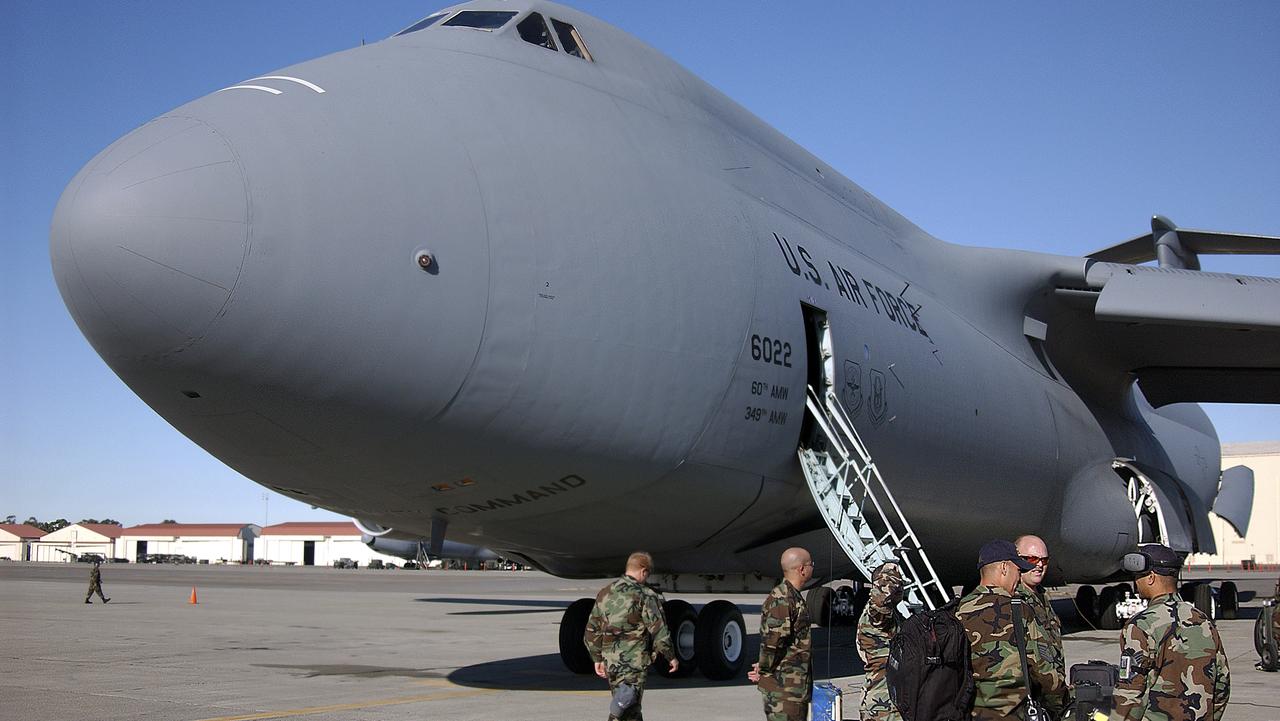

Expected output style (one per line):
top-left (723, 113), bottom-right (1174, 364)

top-left (870, 561), bottom-right (903, 604)
top-left (871, 561), bottom-right (903, 590)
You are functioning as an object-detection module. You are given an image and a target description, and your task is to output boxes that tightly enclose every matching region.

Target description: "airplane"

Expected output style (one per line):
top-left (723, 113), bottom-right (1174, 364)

top-left (49, 1), bottom-right (1280, 679)
top-left (358, 525), bottom-right (500, 567)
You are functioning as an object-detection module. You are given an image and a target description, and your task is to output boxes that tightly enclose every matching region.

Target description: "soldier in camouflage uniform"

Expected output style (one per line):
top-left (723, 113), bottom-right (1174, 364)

top-left (955, 539), bottom-right (1065, 721)
top-left (1014, 535), bottom-right (1064, 681)
top-left (1271, 577), bottom-right (1280, 666)
top-left (748, 547), bottom-right (813, 721)
top-left (85, 560), bottom-right (109, 604)
top-left (1114, 544), bottom-right (1229, 721)
top-left (1262, 577), bottom-right (1280, 672)
top-left (584, 551), bottom-right (676, 721)
top-left (857, 561), bottom-right (903, 721)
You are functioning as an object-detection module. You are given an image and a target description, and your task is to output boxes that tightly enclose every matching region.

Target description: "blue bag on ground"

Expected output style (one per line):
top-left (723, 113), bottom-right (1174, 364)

top-left (811, 681), bottom-right (842, 721)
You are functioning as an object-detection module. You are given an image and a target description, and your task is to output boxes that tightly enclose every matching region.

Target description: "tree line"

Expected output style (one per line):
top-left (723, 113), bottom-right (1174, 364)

top-left (4, 515), bottom-right (125, 532)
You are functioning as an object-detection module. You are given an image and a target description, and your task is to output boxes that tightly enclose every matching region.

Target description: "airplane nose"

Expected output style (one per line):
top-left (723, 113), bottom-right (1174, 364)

top-left (50, 116), bottom-right (249, 360)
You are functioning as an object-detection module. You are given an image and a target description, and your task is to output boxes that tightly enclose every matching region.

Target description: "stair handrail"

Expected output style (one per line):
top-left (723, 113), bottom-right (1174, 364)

top-left (799, 384), bottom-right (951, 613)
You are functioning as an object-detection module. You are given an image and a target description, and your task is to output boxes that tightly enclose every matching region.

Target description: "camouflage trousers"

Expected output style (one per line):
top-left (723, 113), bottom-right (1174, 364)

top-left (85, 581), bottom-right (106, 602)
top-left (606, 681), bottom-right (644, 721)
top-left (860, 676), bottom-right (901, 721)
top-left (760, 690), bottom-right (808, 721)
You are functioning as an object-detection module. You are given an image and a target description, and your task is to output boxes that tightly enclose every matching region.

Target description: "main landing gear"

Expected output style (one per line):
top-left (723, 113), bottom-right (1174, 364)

top-left (558, 596), bottom-right (747, 680)
top-left (1073, 580), bottom-right (1238, 630)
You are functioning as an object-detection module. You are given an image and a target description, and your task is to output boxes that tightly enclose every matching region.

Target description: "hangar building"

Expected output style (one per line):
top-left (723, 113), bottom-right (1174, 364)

top-left (1190, 441), bottom-right (1280, 569)
top-left (255, 522), bottom-right (403, 566)
top-left (120, 523), bottom-right (261, 563)
top-left (0, 523), bottom-right (46, 561)
top-left (33, 523), bottom-right (123, 562)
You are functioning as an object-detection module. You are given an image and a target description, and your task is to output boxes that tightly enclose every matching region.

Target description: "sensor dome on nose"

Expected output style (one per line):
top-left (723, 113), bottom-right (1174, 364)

top-left (50, 116), bottom-right (249, 360)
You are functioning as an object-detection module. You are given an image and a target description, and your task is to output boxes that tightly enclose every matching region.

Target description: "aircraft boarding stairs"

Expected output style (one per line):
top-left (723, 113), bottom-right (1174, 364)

top-left (798, 385), bottom-right (951, 616)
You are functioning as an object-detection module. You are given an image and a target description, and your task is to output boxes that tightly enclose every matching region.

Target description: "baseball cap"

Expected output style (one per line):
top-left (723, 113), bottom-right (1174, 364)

top-left (1121, 543), bottom-right (1182, 576)
top-left (977, 539), bottom-right (1035, 572)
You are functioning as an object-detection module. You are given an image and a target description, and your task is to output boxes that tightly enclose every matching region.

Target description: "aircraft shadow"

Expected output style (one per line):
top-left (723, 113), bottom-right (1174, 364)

top-left (254, 663), bottom-right (450, 680)
top-left (414, 597), bottom-right (767, 617)
top-left (446, 627), bottom-right (864, 692)
top-left (415, 597), bottom-right (571, 616)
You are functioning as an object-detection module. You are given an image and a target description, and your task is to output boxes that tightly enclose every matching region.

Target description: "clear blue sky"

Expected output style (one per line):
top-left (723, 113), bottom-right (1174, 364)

top-left (3, 2), bottom-right (1278, 526)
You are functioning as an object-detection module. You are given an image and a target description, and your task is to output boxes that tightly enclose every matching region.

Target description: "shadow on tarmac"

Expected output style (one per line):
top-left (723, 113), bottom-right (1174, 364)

top-left (254, 663), bottom-right (451, 679)
top-left (445, 626), bottom-right (864, 691)
top-left (415, 597), bottom-right (570, 615)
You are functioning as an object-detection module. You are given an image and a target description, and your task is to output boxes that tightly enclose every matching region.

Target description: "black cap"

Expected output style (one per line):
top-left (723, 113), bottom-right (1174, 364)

top-left (1138, 543), bottom-right (1181, 576)
top-left (977, 539), bottom-right (1035, 572)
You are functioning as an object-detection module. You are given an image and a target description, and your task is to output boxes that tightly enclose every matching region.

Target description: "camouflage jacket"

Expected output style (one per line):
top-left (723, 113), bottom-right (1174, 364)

top-left (857, 590), bottom-right (900, 675)
top-left (1273, 587), bottom-right (1280, 640)
top-left (757, 580), bottom-right (812, 699)
top-left (955, 584), bottom-right (1066, 721)
top-left (1272, 584), bottom-right (1280, 639)
top-left (1114, 592), bottom-right (1230, 721)
top-left (857, 591), bottom-right (902, 721)
top-left (583, 575), bottom-right (673, 685)
top-left (89, 566), bottom-right (101, 584)
top-left (1015, 582), bottom-right (1064, 678)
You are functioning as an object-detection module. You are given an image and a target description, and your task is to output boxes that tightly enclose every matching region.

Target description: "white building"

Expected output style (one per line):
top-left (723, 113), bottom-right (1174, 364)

top-left (120, 523), bottom-right (261, 563)
top-left (256, 522), bottom-right (403, 567)
top-left (33, 523), bottom-right (123, 562)
top-left (0, 524), bottom-right (46, 561)
top-left (1189, 442), bottom-right (1280, 569)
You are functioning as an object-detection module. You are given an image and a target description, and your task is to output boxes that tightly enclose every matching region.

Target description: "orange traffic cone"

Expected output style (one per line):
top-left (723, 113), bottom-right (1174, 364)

top-left (189, 587), bottom-right (198, 604)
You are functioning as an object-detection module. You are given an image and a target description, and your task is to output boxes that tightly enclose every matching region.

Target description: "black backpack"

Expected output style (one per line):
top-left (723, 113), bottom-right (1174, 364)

top-left (886, 598), bottom-right (974, 721)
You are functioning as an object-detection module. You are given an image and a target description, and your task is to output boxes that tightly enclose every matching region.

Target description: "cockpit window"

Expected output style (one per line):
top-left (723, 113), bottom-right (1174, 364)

top-left (394, 11), bottom-right (450, 36)
top-left (442, 11), bottom-right (518, 31)
top-left (517, 12), bottom-right (558, 51)
top-left (551, 19), bottom-right (592, 61)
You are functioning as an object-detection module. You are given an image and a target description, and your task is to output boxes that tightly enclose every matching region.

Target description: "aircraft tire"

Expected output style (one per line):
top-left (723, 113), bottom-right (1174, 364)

top-left (1192, 582), bottom-right (1216, 619)
top-left (558, 597), bottom-right (595, 674)
top-left (1219, 581), bottom-right (1238, 620)
top-left (833, 585), bottom-right (866, 626)
top-left (1097, 586), bottom-right (1121, 630)
top-left (655, 599), bottom-right (698, 677)
top-left (806, 585), bottom-right (834, 627)
top-left (695, 600), bottom-right (745, 680)
top-left (1179, 581), bottom-right (1196, 603)
top-left (1075, 585), bottom-right (1098, 625)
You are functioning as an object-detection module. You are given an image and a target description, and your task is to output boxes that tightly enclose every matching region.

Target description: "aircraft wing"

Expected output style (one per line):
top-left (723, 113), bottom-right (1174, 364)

top-left (1051, 217), bottom-right (1280, 407)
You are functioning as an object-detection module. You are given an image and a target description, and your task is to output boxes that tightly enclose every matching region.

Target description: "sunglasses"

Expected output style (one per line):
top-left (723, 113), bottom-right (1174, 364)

top-left (1020, 555), bottom-right (1050, 566)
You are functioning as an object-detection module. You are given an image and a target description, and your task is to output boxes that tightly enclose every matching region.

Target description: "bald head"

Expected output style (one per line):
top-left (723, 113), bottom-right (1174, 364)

top-left (781, 547), bottom-right (810, 572)
top-left (1015, 534), bottom-right (1049, 589)
top-left (780, 547), bottom-right (813, 587)
top-left (1015, 535), bottom-right (1046, 554)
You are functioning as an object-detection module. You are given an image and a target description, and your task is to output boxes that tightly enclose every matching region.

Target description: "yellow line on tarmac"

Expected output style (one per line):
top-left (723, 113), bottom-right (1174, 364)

top-left (194, 688), bottom-right (498, 721)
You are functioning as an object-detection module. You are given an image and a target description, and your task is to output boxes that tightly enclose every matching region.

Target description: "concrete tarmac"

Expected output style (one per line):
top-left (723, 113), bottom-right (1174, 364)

top-left (2, 562), bottom-right (1277, 720)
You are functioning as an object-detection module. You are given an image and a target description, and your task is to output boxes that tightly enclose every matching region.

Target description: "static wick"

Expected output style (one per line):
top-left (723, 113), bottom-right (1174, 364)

top-left (417, 252), bottom-right (434, 270)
